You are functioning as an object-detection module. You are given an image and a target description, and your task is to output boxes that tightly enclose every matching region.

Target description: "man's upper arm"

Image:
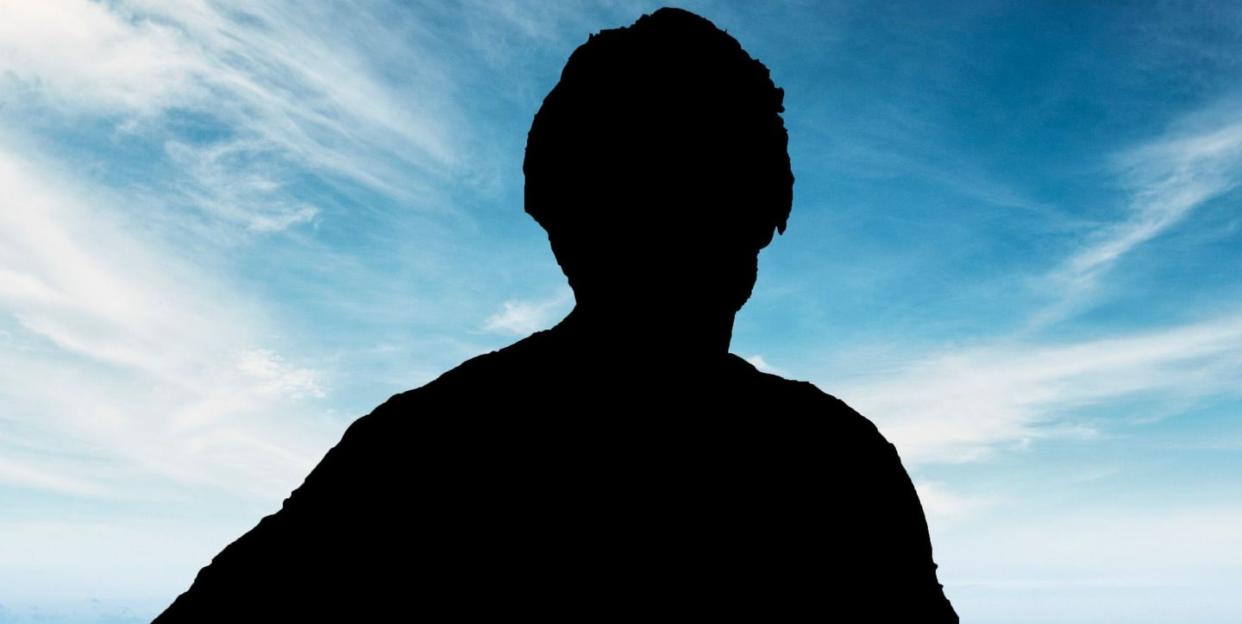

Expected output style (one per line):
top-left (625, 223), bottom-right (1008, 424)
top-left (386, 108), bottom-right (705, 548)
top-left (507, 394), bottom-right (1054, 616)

top-left (866, 431), bottom-right (959, 622)
top-left (809, 392), bottom-right (957, 622)
top-left (154, 406), bottom-right (389, 621)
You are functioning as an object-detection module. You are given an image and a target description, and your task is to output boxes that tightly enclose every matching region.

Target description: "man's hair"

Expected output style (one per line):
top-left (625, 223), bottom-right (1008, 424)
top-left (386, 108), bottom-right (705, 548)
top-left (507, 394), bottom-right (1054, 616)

top-left (523, 7), bottom-right (794, 254)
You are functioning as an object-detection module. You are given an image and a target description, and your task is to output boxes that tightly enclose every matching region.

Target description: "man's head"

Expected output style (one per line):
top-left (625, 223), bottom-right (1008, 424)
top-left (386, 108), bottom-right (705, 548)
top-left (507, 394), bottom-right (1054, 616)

top-left (524, 7), bottom-right (793, 318)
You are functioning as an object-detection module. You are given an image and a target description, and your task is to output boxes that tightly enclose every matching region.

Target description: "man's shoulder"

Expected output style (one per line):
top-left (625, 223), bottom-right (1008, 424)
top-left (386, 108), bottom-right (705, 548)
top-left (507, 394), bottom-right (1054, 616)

top-left (411, 330), bottom-right (550, 394)
top-left (354, 332), bottom-right (548, 421)
top-left (728, 355), bottom-right (891, 445)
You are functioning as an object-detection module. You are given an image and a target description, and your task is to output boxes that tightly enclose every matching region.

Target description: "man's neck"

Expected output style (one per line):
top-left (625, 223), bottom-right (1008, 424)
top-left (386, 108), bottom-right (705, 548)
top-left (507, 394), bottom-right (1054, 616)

top-left (550, 303), bottom-right (735, 367)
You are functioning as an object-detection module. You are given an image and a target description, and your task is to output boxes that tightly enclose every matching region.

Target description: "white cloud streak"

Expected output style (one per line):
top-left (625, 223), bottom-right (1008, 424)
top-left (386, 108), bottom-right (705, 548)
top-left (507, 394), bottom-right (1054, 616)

top-left (744, 354), bottom-right (786, 376)
top-left (913, 480), bottom-right (994, 520)
top-left (878, 103), bottom-right (1242, 466)
top-left (1055, 108), bottom-right (1242, 291)
top-left (0, 0), bottom-right (201, 114)
top-left (0, 147), bottom-right (335, 500)
top-left (832, 313), bottom-right (1242, 464)
top-left (0, 0), bottom-right (490, 233)
top-left (483, 287), bottom-right (574, 336)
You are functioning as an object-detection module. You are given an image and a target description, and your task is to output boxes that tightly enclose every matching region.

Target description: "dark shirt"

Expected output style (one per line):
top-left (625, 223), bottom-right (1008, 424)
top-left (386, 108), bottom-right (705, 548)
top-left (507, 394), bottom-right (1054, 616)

top-left (156, 327), bottom-right (957, 621)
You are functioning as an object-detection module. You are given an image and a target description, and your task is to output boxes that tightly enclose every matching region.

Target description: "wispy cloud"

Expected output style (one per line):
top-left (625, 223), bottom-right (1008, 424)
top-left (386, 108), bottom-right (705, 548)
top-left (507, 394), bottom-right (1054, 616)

top-left (856, 101), bottom-right (1242, 465)
top-left (1054, 104), bottom-right (1242, 292)
top-left (483, 287), bottom-right (573, 336)
top-left (0, 455), bottom-right (112, 498)
top-left (0, 0), bottom-right (488, 235)
top-left (913, 480), bottom-right (994, 520)
top-left (832, 313), bottom-right (1242, 464)
top-left (0, 0), bottom-right (202, 114)
top-left (163, 139), bottom-right (320, 233)
top-left (744, 354), bottom-right (786, 376)
top-left (0, 147), bottom-right (334, 500)
top-left (0, 0), bottom-right (597, 503)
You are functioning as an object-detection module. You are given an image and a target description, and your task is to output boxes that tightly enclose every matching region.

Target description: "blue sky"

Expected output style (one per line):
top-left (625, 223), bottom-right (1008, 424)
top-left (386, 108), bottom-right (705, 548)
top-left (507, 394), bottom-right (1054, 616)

top-left (1, 1), bottom-right (1240, 622)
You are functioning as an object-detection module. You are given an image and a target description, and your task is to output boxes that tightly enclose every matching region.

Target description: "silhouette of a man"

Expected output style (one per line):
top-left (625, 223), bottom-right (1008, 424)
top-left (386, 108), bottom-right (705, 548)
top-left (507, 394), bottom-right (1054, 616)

top-left (158, 8), bottom-right (957, 621)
